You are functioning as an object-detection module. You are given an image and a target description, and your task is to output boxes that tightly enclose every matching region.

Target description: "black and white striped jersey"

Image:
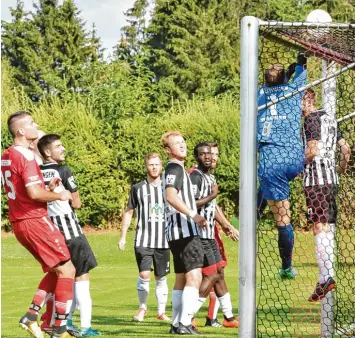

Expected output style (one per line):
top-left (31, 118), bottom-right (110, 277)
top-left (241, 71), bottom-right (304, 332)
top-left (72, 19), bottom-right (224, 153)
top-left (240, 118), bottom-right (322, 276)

top-left (303, 109), bottom-right (342, 187)
top-left (127, 180), bottom-right (168, 249)
top-left (162, 162), bottom-right (200, 242)
top-left (189, 169), bottom-right (216, 239)
top-left (40, 162), bottom-right (83, 240)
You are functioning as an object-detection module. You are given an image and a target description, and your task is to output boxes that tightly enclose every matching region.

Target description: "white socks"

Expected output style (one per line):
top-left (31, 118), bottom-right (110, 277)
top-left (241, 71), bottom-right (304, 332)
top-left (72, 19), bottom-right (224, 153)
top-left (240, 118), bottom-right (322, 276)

top-left (218, 292), bottom-right (234, 319)
top-left (171, 290), bottom-right (183, 328)
top-left (180, 286), bottom-right (199, 326)
top-left (137, 277), bottom-right (150, 310)
top-left (75, 280), bottom-right (92, 329)
top-left (315, 225), bottom-right (335, 284)
top-left (192, 297), bottom-right (206, 317)
top-left (155, 277), bottom-right (168, 315)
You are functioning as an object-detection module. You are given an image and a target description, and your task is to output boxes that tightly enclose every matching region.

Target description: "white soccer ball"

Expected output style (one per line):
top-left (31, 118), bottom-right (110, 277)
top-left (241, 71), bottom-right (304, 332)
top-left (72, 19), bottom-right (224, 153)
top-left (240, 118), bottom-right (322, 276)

top-left (306, 9), bottom-right (332, 38)
top-left (306, 9), bottom-right (332, 23)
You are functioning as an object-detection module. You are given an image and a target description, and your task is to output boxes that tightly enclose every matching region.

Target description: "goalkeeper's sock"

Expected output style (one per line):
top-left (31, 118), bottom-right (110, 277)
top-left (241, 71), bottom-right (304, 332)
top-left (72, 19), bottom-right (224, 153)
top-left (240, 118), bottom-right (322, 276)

top-left (278, 224), bottom-right (294, 269)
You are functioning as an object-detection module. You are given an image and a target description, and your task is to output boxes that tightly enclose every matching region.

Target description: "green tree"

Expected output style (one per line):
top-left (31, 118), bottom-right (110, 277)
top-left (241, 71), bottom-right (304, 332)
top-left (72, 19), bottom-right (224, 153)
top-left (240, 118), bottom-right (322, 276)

top-left (2, 0), bottom-right (103, 100)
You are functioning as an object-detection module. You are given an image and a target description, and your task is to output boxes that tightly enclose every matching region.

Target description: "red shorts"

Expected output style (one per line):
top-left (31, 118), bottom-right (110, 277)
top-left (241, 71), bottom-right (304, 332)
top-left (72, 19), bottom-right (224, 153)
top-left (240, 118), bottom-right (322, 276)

top-left (214, 223), bottom-right (227, 267)
top-left (13, 216), bottom-right (71, 272)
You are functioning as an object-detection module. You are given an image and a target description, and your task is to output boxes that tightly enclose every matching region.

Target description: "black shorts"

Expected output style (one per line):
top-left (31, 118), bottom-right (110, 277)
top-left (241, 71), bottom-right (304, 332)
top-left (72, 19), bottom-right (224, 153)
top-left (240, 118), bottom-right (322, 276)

top-left (134, 247), bottom-right (170, 277)
top-left (168, 236), bottom-right (204, 274)
top-left (66, 235), bottom-right (98, 277)
top-left (304, 184), bottom-right (338, 224)
top-left (201, 238), bottom-right (222, 268)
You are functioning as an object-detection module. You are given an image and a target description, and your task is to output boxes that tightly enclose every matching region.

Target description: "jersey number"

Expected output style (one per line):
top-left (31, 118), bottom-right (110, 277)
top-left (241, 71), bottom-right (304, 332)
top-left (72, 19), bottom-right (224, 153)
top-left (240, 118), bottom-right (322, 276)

top-left (1, 170), bottom-right (16, 200)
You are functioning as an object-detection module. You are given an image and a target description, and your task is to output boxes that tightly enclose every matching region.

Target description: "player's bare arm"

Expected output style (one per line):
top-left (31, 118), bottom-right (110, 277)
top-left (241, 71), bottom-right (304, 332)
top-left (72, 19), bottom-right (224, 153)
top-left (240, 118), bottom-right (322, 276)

top-left (26, 183), bottom-right (72, 202)
top-left (70, 191), bottom-right (82, 209)
top-left (305, 140), bottom-right (319, 163)
top-left (215, 205), bottom-right (239, 241)
top-left (118, 208), bottom-right (134, 250)
top-left (166, 186), bottom-right (207, 228)
top-left (196, 183), bottom-right (219, 208)
top-left (337, 138), bottom-right (351, 173)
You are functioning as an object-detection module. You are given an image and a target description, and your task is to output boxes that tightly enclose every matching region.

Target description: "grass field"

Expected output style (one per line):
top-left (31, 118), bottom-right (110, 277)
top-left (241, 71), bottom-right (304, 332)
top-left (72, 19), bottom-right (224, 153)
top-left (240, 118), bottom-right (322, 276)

top-left (2, 229), bottom-right (354, 337)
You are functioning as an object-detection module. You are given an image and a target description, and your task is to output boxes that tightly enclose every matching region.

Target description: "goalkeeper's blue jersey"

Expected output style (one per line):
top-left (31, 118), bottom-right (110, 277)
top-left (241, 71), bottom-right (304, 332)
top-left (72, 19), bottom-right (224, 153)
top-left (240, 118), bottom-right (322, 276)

top-left (257, 65), bottom-right (307, 152)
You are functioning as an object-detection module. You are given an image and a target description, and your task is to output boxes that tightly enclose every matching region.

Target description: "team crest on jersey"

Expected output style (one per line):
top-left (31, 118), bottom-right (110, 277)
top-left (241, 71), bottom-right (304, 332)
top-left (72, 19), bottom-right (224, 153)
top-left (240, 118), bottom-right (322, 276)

top-left (166, 174), bottom-right (176, 185)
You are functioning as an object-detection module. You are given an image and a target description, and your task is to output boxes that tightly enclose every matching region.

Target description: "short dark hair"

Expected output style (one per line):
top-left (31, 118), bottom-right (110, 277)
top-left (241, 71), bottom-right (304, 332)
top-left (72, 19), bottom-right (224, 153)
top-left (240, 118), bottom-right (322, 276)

top-left (37, 134), bottom-right (61, 159)
top-left (207, 141), bottom-right (218, 148)
top-left (264, 64), bottom-right (285, 86)
top-left (7, 111), bottom-right (31, 137)
top-left (193, 142), bottom-right (210, 158)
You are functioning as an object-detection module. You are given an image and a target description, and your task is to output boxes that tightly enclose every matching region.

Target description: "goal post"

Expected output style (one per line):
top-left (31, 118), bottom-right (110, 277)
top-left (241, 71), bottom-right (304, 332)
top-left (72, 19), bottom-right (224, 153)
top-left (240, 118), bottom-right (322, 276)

top-left (239, 16), bottom-right (355, 338)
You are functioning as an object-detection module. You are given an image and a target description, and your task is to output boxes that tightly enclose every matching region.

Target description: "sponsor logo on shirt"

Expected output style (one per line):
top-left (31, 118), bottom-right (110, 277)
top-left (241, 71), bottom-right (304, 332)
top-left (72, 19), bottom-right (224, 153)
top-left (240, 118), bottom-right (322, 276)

top-left (28, 175), bottom-right (40, 181)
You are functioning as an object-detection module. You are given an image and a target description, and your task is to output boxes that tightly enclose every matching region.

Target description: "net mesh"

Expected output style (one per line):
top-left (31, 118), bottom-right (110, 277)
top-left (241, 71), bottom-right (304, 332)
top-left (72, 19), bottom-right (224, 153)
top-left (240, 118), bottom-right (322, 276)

top-left (257, 22), bottom-right (355, 337)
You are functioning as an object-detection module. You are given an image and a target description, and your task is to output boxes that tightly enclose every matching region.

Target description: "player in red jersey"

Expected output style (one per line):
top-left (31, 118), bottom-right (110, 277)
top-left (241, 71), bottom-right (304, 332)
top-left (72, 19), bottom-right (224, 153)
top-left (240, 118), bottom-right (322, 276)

top-left (1, 111), bottom-right (76, 338)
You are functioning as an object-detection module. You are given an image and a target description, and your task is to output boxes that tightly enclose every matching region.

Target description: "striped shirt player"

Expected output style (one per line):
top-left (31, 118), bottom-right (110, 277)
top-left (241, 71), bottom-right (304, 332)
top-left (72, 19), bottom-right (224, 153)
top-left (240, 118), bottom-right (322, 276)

top-left (119, 153), bottom-right (170, 322)
top-left (303, 109), bottom-right (343, 225)
top-left (40, 163), bottom-right (83, 240)
top-left (127, 180), bottom-right (168, 249)
top-left (162, 162), bottom-right (200, 242)
top-left (189, 169), bottom-right (216, 239)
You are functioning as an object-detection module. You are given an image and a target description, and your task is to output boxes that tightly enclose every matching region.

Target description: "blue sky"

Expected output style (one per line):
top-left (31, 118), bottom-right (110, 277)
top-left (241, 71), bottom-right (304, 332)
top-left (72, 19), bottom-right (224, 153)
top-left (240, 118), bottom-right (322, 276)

top-left (1, 0), bottom-right (136, 58)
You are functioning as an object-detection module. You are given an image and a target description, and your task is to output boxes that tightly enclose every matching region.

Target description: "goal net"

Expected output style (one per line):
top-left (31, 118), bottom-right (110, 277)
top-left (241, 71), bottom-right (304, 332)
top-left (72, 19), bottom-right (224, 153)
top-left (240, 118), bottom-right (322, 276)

top-left (239, 16), bottom-right (355, 337)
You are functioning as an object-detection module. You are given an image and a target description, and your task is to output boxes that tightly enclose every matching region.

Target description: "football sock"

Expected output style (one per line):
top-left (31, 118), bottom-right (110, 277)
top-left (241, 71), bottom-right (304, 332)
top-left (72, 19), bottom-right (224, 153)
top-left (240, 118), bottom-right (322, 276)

top-left (53, 278), bottom-right (74, 329)
top-left (171, 290), bottom-right (183, 328)
top-left (29, 272), bottom-right (57, 316)
top-left (207, 290), bottom-right (220, 319)
top-left (75, 280), bottom-right (92, 329)
top-left (137, 277), bottom-right (150, 310)
top-left (218, 292), bottom-right (234, 319)
top-left (278, 224), bottom-right (294, 270)
top-left (315, 224), bottom-right (335, 284)
top-left (180, 286), bottom-right (199, 326)
top-left (192, 297), bottom-right (206, 317)
top-left (155, 276), bottom-right (168, 315)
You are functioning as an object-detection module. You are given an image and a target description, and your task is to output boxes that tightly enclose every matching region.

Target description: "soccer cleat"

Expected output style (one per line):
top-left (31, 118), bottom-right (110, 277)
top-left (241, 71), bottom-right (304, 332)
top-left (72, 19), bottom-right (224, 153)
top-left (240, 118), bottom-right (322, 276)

top-left (176, 322), bottom-right (202, 335)
top-left (169, 325), bottom-right (178, 334)
top-left (66, 327), bottom-right (82, 338)
top-left (40, 321), bottom-right (53, 335)
top-left (278, 267), bottom-right (298, 280)
top-left (80, 327), bottom-right (100, 337)
top-left (157, 313), bottom-right (171, 322)
top-left (205, 317), bottom-right (222, 328)
top-left (19, 316), bottom-right (44, 338)
top-left (133, 308), bottom-right (147, 322)
top-left (222, 316), bottom-right (239, 328)
top-left (66, 319), bottom-right (79, 331)
top-left (308, 277), bottom-right (336, 302)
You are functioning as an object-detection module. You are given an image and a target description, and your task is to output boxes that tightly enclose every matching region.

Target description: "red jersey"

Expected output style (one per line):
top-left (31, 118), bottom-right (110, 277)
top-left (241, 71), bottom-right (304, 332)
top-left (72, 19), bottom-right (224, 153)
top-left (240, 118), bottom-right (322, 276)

top-left (1, 145), bottom-right (47, 222)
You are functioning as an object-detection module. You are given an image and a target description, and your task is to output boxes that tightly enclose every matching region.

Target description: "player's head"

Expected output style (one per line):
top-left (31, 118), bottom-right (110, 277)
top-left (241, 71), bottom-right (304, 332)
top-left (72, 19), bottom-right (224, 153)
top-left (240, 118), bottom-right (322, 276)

top-left (144, 152), bottom-right (163, 179)
top-left (194, 142), bottom-right (211, 171)
top-left (207, 141), bottom-right (219, 169)
top-left (161, 131), bottom-right (187, 160)
top-left (7, 111), bottom-right (39, 141)
top-left (302, 88), bottom-right (317, 116)
top-left (37, 134), bottom-right (66, 164)
top-left (264, 64), bottom-right (286, 86)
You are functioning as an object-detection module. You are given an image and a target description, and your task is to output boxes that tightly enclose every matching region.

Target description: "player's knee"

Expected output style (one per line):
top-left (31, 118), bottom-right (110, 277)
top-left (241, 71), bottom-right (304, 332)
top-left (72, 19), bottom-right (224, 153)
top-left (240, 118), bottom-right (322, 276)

top-left (139, 271), bottom-right (151, 280)
top-left (55, 259), bottom-right (76, 278)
